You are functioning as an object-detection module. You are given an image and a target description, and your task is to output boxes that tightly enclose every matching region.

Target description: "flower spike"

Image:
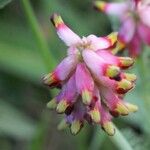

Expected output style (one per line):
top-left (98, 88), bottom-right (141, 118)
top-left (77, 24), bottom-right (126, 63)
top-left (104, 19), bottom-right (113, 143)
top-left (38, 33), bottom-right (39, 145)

top-left (94, 0), bottom-right (150, 57)
top-left (44, 13), bottom-right (138, 135)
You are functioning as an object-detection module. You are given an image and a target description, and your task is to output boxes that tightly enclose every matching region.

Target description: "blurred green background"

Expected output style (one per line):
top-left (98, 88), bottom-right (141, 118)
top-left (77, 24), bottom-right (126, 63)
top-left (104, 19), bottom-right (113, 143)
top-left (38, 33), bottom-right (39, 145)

top-left (0, 0), bottom-right (150, 150)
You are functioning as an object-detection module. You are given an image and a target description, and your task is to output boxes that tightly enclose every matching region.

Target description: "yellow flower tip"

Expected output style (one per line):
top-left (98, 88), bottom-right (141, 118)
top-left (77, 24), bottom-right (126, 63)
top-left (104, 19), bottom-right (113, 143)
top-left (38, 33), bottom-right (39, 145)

top-left (47, 98), bottom-right (57, 109)
top-left (94, 1), bottom-right (107, 12)
top-left (112, 40), bottom-right (126, 55)
top-left (71, 120), bottom-right (82, 135)
top-left (102, 122), bottom-right (115, 136)
top-left (106, 65), bottom-right (120, 78)
top-left (124, 73), bottom-right (137, 82)
top-left (126, 103), bottom-right (138, 113)
top-left (89, 109), bottom-right (101, 123)
top-left (107, 32), bottom-right (118, 45)
top-left (56, 100), bottom-right (69, 113)
top-left (117, 79), bottom-right (133, 94)
top-left (43, 73), bottom-right (52, 85)
top-left (57, 119), bottom-right (68, 130)
top-left (119, 57), bottom-right (134, 68)
top-left (51, 13), bottom-right (64, 28)
top-left (82, 90), bottom-right (92, 105)
top-left (115, 102), bottom-right (129, 116)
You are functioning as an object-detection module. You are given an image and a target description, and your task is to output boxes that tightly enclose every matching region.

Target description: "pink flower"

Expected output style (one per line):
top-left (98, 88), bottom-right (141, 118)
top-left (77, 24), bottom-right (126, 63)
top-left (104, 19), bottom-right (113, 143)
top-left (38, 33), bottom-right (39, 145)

top-left (94, 0), bottom-right (150, 57)
top-left (43, 14), bottom-right (138, 135)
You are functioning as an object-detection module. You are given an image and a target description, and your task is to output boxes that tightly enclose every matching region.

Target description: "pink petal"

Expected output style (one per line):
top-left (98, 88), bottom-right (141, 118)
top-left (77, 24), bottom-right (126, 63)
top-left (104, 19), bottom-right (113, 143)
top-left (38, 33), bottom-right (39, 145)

top-left (61, 74), bottom-right (78, 103)
top-left (75, 63), bottom-right (94, 105)
top-left (138, 1), bottom-right (150, 28)
top-left (43, 55), bottom-right (78, 87)
top-left (67, 47), bottom-right (79, 55)
top-left (87, 34), bottom-right (115, 50)
top-left (96, 50), bottom-right (119, 65)
top-left (100, 86), bottom-right (119, 110)
top-left (51, 13), bottom-right (81, 46)
top-left (82, 50), bottom-right (117, 87)
top-left (82, 50), bottom-right (106, 77)
top-left (138, 22), bottom-right (150, 45)
top-left (56, 75), bottom-right (78, 114)
top-left (94, 1), bottom-right (128, 18)
top-left (55, 56), bottom-right (77, 80)
top-left (118, 16), bottom-right (136, 44)
top-left (128, 32), bottom-right (141, 57)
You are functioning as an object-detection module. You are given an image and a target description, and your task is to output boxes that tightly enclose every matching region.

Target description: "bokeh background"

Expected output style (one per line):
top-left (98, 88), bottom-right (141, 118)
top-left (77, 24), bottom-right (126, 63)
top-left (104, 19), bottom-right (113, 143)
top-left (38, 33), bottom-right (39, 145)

top-left (0, 0), bottom-right (150, 150)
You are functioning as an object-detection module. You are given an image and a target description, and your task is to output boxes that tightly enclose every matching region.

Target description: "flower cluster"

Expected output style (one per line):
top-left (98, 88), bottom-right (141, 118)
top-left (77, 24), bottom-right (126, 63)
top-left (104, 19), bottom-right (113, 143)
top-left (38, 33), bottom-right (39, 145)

top-left (94, 0), bottom-right (150, 57)
top-left (43, 14), bottom-right (138, 135)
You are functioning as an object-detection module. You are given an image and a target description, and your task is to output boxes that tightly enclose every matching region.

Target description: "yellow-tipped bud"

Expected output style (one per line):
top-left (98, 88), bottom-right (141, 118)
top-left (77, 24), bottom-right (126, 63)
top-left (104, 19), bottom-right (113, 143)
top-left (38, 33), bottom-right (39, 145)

top-left (94, 1), bottom-right (107, 11)
top-left (51, 13), bottom-right (64, 28)
top-left (57, 119), bottom-right (68, 130)
top-left (111, 40), bottom-right (125, 55)
top-left (124, 73), bottom-right (137, 82)
top-left (125, 103), bottom-right (138, 113)
top-left (89, 109), bottom-right (101, 123)
top-left (43, 73), bottom-right (53, 85)
top-left (107, 32), bottom-right (118, 46)
top-left (106, 65), bottom-right (120, 78)
top-left (82, 90), bottom-right (92, 105)
top-left (119, 57), bottom-right (134, 68)
top-left (56, 100), bottom-right (69, 113)
top-left (115, 102), bottom-right (129, 115)
top-left (117, 79), bottom-right (133, 94)
top-left (71, 120), bottom-right (82, 135)
top-left (103, 122), bottom-right (115, 136)
top-left (47, 98), bottom-right (57, 109)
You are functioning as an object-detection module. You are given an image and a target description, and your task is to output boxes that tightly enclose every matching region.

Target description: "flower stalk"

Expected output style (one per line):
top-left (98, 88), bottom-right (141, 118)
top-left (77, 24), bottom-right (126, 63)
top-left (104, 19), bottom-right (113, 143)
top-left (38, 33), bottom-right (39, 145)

top-left (21, 0), bottom-right (56, 71)
top-left (109, 124), bottom-right (133, 150)
top-left (89, 124), bottom-right (133, 150)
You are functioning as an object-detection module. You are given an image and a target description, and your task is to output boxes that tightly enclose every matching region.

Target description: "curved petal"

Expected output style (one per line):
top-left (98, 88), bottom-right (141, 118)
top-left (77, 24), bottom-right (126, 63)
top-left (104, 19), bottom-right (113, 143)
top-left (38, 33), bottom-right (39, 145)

top-left (94, 1), bottom-right (128, 18)
top-left (43, 55), bottom-right (78, 86)
top-left (56, 74), bottom-right (78, 113)
top-left (138, 1), bottom-right (150, 28)
top-left (96, 50), bottom-right (119, 65)
top-left (96, 50), bottom-right (134, 69)
top-left (75, 63), bottom-right (94, 105)
top-left (100, 86), bottom-right (119, 110)
top-left (118, 16), bottom-right (136, 44)
top-left (51, 13), bottom-right (81, 46)
top-left (82, 50), bottom-right (118, 87)
top-left (87, 32), bottom-right (118, 50)
top-left (87, 35), bottom-right (111, 50)
top-left (138, 22), bottom-right (150, 45)
top-left (88, 86), bottom-right (101, 123)
top-left (100, 86), bottom-right (129, 116)
top-left (82, 50), bottom-right (106, 77)
top-left (100, 105), bottom-right (115, 136)
top-left (128, 32), bottom-right (141, 57)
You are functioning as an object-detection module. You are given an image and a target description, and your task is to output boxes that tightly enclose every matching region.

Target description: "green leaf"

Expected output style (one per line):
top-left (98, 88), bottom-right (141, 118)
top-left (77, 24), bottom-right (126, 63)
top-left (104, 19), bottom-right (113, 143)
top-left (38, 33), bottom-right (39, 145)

top-left (0, 0), bottom-right (12, 9)
top-left (0, 42), bottom-right (46, 84)
top-left (0, 100), bottom-right (36, 139)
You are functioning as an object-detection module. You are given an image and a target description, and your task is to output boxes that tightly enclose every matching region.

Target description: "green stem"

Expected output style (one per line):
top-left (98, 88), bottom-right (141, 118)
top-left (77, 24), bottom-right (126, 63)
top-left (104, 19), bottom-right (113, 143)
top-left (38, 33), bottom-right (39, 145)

top-left (89, 124), bottom-right (133, 150)
top-left (109, 124), bottom-right (133, 150)
top-left (88, 126), bottom-right (106, 150)
top-left (21, 0), bottom-right (56, 71)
